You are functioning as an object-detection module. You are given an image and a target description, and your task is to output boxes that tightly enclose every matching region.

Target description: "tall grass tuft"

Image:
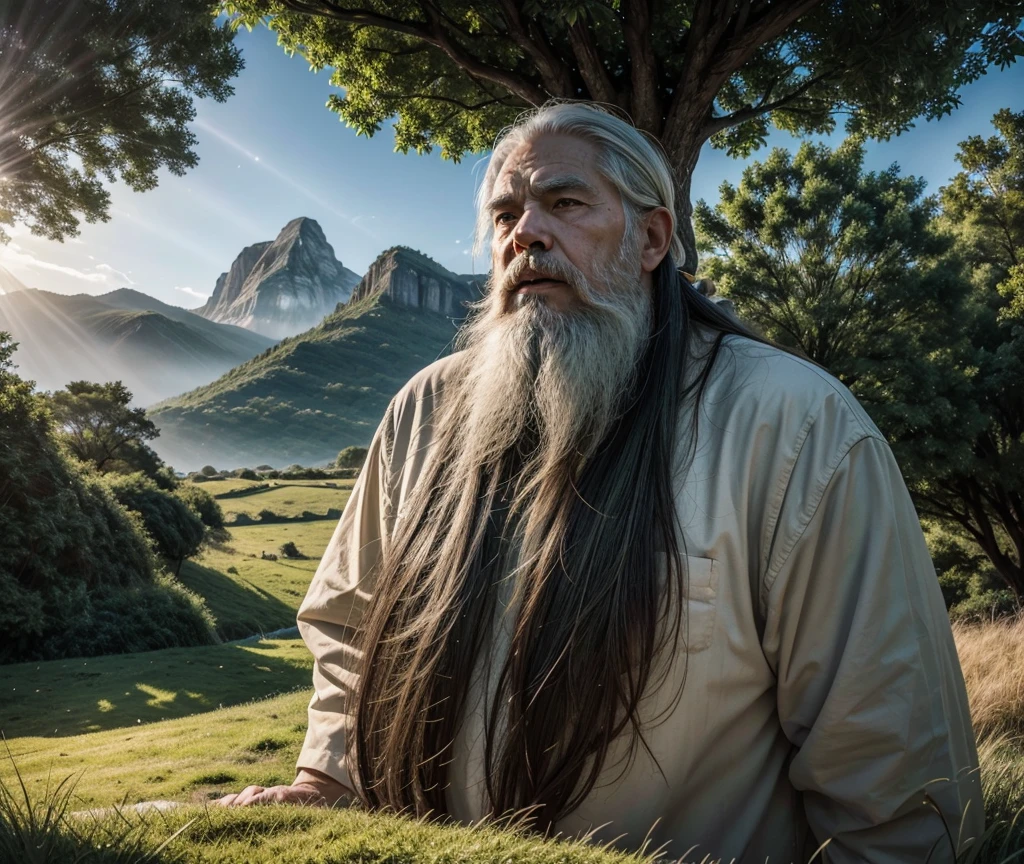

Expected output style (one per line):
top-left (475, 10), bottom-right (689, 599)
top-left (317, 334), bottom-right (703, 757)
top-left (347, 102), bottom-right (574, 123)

top-left (954, 616), bottom-right (1024, 861)
top-left (954, 615), bottom-right (1024, 740)
top-left (0, 748), bottom-right (187, 864)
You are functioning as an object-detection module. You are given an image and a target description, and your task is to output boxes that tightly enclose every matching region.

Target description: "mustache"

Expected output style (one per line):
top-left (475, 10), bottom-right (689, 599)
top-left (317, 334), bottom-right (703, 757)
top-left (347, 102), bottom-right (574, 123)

top-left (498, 251), bottom-right (588, 299)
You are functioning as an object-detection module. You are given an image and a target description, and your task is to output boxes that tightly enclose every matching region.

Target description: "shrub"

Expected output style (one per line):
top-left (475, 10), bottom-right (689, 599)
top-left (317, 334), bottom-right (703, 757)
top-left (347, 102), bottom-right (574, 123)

top-left (104, 472), bottom-right (206, 574)
top-left (280, 541), bottom-right (304, 559)
top-left (335, 445), bottom-right (368, 469)
top-left (174, 483), bottom-right (226, 530)
top-left (238, 468), bottom-right (260, 480)
top-left (200, 465), bottom-right (218, 476)
top-left (0, 334), bottom-right (208, 663)
top-left (47, 574), bottom-right (217, 659)
top-left (255, 464), bottom-right (275, 472)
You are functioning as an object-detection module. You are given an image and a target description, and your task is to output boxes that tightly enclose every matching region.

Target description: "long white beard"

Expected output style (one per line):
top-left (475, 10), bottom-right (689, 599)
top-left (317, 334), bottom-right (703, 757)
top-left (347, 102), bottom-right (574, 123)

top-left (449, 232), bottom-right (652, 476)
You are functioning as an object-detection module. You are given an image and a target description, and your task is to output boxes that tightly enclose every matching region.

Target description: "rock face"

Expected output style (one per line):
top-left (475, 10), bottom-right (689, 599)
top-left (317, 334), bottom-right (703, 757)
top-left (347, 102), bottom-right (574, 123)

top-left (349, 246), bottom-right (482, 316)
top-left (198, 218), bottom-right (361, 339)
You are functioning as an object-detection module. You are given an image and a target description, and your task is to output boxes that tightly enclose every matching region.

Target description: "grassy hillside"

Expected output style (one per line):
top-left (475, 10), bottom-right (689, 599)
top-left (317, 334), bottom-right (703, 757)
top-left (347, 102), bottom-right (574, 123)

top-left (181, 520), bottom-right (337, 640)
top-left (148, 293), bottom-right (462, 471)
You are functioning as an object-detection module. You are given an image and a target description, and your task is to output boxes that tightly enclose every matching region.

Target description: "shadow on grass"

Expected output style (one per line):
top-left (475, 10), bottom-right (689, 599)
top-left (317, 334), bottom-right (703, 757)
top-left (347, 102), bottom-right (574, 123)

top-left (0, 640), bottom-right (313, 740)
top-left (178, 562), bottom-right (298, 641)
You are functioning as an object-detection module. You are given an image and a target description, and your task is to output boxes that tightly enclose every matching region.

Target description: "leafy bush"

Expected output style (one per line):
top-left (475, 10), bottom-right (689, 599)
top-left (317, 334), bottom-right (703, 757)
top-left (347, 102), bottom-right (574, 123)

top-left (335, 445), bottom-right (368, 469)
top-left (238, 468), bottom-right (260, 480)
top-left (45, 575), bottom-right (217, 660)
top-left (174, 483), bottom-right (226, 530)
top-left (279, 542), bottom-right (304, 559)
top-left (200, 465), bottom-right (218, 476)
top-left (255, 464), bottom-right (275, 472)
top-left (0, 334), bottom-right (213, 663)
top-left (103, 473), bottom-right (206, 575)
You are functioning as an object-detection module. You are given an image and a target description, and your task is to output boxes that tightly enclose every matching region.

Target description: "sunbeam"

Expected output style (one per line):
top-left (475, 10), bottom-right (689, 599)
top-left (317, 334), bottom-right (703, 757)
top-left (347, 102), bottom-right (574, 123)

top-left (193, 117), bottom-right (381, 241)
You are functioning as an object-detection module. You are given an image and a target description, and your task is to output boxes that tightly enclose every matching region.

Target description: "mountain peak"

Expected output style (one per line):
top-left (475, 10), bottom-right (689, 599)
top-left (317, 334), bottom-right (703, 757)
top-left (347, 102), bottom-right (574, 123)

top-left (349, 246), bottom-right (481, 316)
top-left (196, 218), bottom-right (360, 339)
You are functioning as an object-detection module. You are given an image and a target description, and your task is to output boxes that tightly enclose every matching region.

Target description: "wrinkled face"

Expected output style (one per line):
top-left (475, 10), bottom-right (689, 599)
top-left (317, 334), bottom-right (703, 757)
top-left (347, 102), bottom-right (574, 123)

top-left (487, 133), bottom-right (635, 314)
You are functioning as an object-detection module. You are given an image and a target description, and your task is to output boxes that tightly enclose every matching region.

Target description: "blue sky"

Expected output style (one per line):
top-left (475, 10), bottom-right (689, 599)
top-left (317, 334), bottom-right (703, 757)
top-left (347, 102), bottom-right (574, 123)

top-left (2, 25), bottom-right (1022, 307)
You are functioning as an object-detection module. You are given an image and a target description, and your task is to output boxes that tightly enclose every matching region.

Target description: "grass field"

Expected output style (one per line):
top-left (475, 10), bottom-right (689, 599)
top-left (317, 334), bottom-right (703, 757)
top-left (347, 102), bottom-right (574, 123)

top-left (219, 485), bottom-right (352, 519)
top-left (180, 520), bottom-right (341, 640)
top-left (2, 481), bottom-right (1022, 862)
top-left (0, 639), bottom-right (312, 741)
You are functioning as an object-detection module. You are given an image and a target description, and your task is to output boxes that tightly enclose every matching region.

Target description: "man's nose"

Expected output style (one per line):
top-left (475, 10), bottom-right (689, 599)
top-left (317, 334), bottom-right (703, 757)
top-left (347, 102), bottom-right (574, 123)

top-left (511, 206), bottom-right (553, 255)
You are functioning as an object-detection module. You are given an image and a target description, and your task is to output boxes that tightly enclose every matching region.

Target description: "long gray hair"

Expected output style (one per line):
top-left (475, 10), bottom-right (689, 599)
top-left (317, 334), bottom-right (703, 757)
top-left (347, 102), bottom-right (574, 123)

top-left (352, 101), bottom-right (760, 833)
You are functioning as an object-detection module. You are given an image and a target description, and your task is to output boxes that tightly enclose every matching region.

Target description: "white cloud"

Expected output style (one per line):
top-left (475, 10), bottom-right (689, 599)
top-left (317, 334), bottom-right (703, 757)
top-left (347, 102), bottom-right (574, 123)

top-left (0, 243), bottom-right (106, 282)
top-left (95, 262), bottom-right (136, 285)
top-left (174, 285), bottom-right (208, 301)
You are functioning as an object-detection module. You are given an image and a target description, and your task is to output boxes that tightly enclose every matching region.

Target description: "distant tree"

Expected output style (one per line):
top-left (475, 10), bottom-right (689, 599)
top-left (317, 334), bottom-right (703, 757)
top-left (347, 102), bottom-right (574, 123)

top-left (255, 464), bottom-right (275, 472)
top-left (224, 0), bottom-right (1023, 271)
top-left (0, 0), bottom-right (243, 244)
top-left (238, 467), bottom-right (260, 480)
top-left (335, 445), bottom-right (368, 469)
top-left (46, 380), bottom-right (172, 480)
top-left (912, 108), bottom-right (1024, 601)
top-left (105, 473), bottom-right (207, 576)
top-left (200, 465), bottom-right (219, 477)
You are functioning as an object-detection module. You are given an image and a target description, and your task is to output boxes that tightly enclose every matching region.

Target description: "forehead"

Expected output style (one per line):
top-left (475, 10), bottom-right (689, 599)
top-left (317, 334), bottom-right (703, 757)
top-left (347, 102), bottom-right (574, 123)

top-left (489, 132), bottom-right (615, 201)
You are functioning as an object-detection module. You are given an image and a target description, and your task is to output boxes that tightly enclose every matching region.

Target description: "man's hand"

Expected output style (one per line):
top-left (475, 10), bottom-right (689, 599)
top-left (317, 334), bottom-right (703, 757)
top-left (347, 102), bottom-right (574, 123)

top-left (216, 768), bottom-right (354, 808)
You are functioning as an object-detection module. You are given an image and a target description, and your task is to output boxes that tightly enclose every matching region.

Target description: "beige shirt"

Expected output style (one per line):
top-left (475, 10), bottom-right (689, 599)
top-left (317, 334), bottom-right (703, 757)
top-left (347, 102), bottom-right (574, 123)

top-left (296, 329), bottom-right (983, 863)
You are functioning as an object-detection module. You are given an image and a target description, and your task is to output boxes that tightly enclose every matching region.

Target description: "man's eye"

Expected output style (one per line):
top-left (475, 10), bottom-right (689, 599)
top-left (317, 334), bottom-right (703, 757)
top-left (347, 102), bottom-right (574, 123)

top-left (554, 198), bottom-right (581, 208)
top-left (495, 212), bottom-right (516, 225)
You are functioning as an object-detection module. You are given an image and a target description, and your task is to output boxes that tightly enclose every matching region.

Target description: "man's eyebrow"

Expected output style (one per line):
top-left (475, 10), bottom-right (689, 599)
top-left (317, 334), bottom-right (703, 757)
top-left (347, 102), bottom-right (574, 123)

top-left (486, 173), bottom-right (601, 213)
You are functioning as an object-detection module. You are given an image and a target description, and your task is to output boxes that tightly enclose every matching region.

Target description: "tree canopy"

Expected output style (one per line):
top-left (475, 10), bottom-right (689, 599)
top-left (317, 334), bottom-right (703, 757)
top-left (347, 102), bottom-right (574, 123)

top-left (0, 0), bottom-right (243, 243)
top-left (921, 108), bottom-right (1024, 600)
top-left (336, 444), bottom-right (368, 468)
top-left (223, 0), bottom-right (1023, 271)
top-left (696, 111), bottom-right (1024, 602)
top-left (47, 380), bottom-right (170, 481)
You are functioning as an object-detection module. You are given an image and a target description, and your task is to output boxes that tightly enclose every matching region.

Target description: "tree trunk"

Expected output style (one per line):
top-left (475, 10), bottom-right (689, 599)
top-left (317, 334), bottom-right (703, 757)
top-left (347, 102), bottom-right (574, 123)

top-left (667, 135), bottom-right (705, 276)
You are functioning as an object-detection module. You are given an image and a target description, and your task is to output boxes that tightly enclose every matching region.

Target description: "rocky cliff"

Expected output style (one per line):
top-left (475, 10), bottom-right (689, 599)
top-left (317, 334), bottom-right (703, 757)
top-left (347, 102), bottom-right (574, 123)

top-left (198, 217), bottom-right (361, 339)
top-left (348, 246), bottom-right (482, 317)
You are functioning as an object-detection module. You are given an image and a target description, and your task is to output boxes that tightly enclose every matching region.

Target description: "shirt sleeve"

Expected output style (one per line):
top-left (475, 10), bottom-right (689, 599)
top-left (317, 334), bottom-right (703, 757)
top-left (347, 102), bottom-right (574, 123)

top-left (761, 433), bottom-right (984, 863)
top-left (294, 403), bottom-right (395, 793)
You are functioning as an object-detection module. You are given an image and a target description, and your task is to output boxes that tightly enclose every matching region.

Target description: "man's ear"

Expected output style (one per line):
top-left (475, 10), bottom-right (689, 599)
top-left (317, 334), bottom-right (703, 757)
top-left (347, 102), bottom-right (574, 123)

top-left (639, 206), bottom-right (674, 274)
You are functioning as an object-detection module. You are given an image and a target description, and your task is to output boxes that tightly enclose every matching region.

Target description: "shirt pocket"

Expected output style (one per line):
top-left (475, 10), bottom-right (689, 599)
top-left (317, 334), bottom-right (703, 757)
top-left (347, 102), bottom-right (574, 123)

top-left (683, 555), bottom-right (719, 653)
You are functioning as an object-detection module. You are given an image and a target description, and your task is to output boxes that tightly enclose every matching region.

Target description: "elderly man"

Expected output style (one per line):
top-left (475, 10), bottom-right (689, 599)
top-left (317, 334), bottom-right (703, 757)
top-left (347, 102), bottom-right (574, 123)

top-left (219, 102), bottom-right (983, 863)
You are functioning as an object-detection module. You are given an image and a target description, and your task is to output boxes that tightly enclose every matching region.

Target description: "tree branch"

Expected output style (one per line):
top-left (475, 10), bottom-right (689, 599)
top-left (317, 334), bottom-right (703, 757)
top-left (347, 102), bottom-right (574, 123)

top-left (277, 0), bottom-right (549, 104)
top-left (493, 0), bottom-right (574, 97)
top-left (375, 92), bottom-right (517, 111)
top-left (701, 69), bottom-right (835, 138)
top-left (566, 15), bottom-right (619, 107)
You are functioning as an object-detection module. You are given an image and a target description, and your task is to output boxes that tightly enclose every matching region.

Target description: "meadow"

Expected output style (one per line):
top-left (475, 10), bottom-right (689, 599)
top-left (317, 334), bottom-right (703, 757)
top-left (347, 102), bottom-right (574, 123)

top-left (1, 480), bottom-right (1022, 862)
